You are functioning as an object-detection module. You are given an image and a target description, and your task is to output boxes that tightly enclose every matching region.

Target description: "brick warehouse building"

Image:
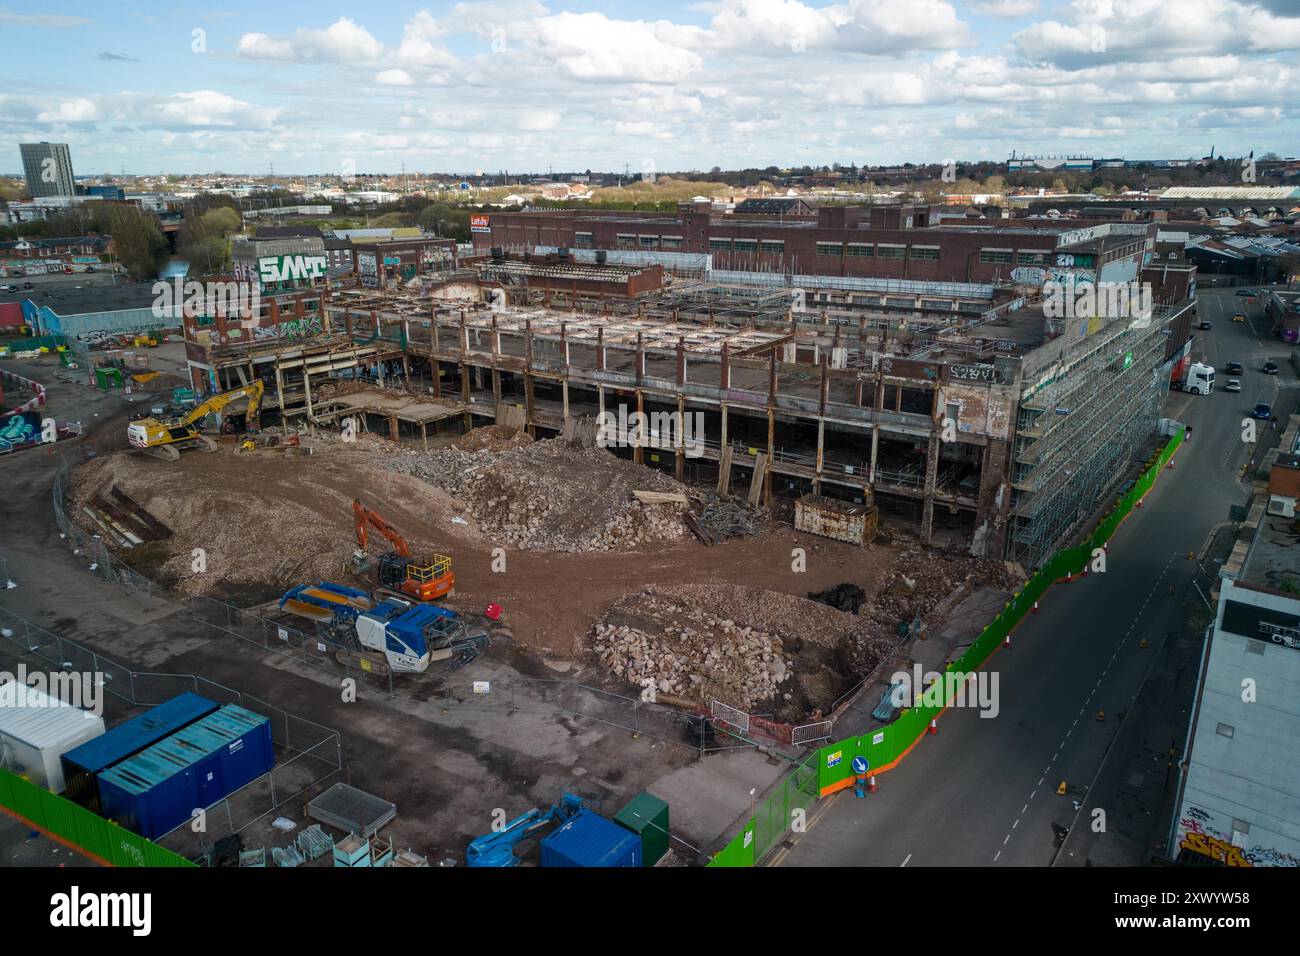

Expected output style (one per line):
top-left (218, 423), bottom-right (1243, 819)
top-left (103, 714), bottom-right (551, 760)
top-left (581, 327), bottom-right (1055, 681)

top-left (475, 201), bottom-right (1158, 285)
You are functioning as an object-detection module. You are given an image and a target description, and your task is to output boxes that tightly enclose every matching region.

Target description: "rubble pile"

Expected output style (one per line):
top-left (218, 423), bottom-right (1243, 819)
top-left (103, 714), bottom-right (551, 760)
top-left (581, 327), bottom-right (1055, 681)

top-left (588, 583), bottom-right (896, 721)
top-left (453, 425), bottom-right (533, 454)
top-left (389, 438), bottom-right (689, 552)
top-left (590, 598), bottom-right (792, 710)
top-left (868, 548), bottom-right (1018, 627)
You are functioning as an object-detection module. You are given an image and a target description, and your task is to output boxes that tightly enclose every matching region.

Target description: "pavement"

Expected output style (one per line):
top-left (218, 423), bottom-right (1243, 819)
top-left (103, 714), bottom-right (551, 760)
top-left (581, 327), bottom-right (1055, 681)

top-left (771, 288), bottom-right (1296, 867)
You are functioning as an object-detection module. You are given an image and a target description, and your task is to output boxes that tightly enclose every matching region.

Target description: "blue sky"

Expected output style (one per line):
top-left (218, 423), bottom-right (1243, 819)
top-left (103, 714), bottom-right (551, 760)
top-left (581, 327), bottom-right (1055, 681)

top-left (1, 0), bottom-right (1297, 176)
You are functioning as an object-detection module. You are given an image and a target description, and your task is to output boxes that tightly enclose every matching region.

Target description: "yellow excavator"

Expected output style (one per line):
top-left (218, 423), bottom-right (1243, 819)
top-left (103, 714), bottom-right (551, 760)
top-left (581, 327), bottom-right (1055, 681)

top-left (127, 380), bottom-right (264, 461)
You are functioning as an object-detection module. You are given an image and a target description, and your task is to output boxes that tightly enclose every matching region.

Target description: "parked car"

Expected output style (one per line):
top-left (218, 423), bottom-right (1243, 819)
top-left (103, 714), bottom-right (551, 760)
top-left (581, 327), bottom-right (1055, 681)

top-left (1197, 320), bottom-right (1213, 330)
top-left (1236, 289), bottom-right (1257, 297)
top-left (1263, 361), bottom-right (1279, 375)
top-left (21, 281), bottom-right (32, 290)
top-left (1232, 312), bottom-right (1246, 322)
top-left (1224, 362), bottom-right (1244, 375)
top-left (1, 284), bottom-right (16, 293)
top-left (1224, 379), bottom-right (1242, 392)
top-left (1252, 402), bottom-right (1273, 420)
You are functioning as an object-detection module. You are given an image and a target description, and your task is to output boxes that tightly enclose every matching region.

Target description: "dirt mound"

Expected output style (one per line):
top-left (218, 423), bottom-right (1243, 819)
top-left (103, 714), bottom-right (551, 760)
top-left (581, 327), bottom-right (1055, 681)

top-left (389, 438), bottom-right (688, 552)
top-left (68, 436), bottom-right (484, 598)
top-left (587, 583), bottom-right (896, 722)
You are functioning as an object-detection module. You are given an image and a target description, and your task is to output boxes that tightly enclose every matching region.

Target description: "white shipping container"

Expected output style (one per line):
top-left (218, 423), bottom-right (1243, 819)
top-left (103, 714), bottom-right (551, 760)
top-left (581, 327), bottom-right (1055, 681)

top-left (0, 680), bottom-right (105, 793)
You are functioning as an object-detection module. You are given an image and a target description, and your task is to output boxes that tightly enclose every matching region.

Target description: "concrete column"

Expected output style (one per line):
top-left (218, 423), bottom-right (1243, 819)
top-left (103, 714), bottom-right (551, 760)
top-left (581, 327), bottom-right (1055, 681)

top-left (562, 379), bottom-right (570, 420)
top-left (274, 362), bottom-right (286, 436)
top-left (675, 394), bottom-right (686, 481)
top-left (814, 418), bottom-right (825, 494)
top-left (766, 408), bottom-right (775, 507)
top-left (921, 432), bottom-right (940, 544)
top-left (870, 426), bottom-right (879, 485)
top-left (634, 390), bottom-right (645, 465)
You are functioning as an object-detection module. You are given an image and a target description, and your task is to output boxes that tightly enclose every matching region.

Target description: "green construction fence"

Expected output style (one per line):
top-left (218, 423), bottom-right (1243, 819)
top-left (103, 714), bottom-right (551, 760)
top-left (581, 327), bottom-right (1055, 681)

top-left (0, 768), bottom-right (194, 868)
top-left (710, 425), bottom-right (1185, 866)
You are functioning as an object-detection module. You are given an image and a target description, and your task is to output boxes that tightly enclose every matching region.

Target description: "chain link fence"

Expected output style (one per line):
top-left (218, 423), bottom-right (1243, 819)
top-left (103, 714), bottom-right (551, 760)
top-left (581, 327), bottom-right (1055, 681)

top-left (51, 457), bottom-right (157, 598)
top-left (0, 604), bottom-right (343, 863)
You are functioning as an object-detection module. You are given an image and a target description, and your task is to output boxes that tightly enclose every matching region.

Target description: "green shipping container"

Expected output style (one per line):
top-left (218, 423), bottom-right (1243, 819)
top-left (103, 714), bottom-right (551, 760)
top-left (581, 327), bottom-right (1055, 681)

top-left (614, 791), bottom-right (669, 867)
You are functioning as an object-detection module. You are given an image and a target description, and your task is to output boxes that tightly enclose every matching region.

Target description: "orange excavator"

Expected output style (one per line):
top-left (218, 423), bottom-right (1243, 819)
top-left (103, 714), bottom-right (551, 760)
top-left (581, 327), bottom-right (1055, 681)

top-left (350, 498), bottom-right (456, 602)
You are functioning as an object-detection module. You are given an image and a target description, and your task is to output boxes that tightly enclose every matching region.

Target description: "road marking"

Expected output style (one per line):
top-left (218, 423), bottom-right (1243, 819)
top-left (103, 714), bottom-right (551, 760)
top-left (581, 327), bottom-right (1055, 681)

top-left (900, 853), bottom-right (911, 867)
top-left (1003, 834), bottom-right (1010, 845)
top-left (994, 850), bottom-right (1001, 862)
top-left (1022, 804), bottom-right (1028, 813)
top-left (1012, 819), bottom-right (1019, 829)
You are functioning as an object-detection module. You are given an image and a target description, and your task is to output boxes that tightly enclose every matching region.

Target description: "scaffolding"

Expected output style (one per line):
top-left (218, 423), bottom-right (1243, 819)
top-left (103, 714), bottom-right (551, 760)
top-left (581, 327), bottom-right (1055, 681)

top-left (1007, 307), bottom-right (1173, 569)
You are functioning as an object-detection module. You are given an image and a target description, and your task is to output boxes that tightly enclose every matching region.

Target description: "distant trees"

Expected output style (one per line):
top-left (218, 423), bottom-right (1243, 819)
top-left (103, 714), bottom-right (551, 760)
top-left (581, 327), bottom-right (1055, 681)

top-left (177, 201), bottom-right (242, 274)
top-left (101, 206), bottom-right (169, 279)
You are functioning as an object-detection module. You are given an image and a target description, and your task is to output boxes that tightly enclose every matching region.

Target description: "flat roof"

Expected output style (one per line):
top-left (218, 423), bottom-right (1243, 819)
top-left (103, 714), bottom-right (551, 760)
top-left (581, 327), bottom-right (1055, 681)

top-left (0, 681), bottom-right (104, 749)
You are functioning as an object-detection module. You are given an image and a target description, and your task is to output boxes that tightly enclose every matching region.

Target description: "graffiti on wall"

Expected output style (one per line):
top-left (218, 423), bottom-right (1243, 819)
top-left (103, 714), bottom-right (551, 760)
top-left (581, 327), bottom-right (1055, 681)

top-left (1244, 846), bottom-right (1300, 867)
top-left (252, 315), bottom-right (323, 342)
top-left (1178, 832), bottom-right (1252, 867)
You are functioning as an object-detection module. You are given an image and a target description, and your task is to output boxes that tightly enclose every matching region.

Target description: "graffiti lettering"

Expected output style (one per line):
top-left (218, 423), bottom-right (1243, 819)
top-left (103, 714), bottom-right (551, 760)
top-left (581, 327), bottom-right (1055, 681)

top-left (1179, 832), bottom-right (1252, 867)
top-left (1244, 845), bottom-right (1300, 868)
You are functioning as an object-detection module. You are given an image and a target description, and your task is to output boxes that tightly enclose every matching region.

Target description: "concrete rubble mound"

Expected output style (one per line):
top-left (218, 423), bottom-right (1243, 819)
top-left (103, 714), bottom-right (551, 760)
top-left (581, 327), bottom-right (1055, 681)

top-left (587, 583), bottom-right (896, 721)
top-left (388, 436), bottom-right (688, 552)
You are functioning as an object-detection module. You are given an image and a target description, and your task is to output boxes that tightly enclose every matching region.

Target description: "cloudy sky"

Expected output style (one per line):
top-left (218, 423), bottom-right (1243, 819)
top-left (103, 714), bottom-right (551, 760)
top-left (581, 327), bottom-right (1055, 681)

top-left (1, 0), bottom-right (1298, 176)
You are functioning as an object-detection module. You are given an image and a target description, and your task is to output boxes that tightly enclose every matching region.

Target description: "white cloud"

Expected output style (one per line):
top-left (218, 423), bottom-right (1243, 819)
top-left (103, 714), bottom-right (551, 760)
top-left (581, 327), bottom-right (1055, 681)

top-left (519, 110), bottom-right (562, 131)
top-left (518, 12), bottom-right (705, 82)
top-left (37, 97), bottom-right (99, 122)
top-left (156, 91), bottom-right (281, 128)
top-left (969, 0), bottom-right (1038, 16)
top-left (237, 17), bottom-right (384, 62)
top-left (375, 69), bottom-right (416, 86)
top-left (708, 0), bottom-right (971, 54)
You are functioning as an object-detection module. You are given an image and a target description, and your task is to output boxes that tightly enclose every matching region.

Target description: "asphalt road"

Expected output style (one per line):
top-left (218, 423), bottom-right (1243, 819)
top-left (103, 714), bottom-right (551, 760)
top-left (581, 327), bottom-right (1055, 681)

top-left (774, 289), bottom-right (1292, 867)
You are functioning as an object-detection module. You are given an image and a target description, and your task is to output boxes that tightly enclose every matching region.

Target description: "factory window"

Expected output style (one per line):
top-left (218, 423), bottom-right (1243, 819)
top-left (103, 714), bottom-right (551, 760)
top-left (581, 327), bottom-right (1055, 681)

top-left (734, 239), bottom-right (758, 252)
top-left (910, 246), bottom-right (940, 260)
top-left (846, 243), bottom-right (873, 258)
top-left (816, 242), bottom-right (843, 257)
top-left (639, 235), bottom-right (659, 248)
top-left (661, 235), bottom-right (683, 249)
top-left (760, 240), bottom-right (785, 254)
top-left (979, 248), bottom-right (1013, 263)
top-left (616, 233), bottom-right (636, 247)
top-left (1016, 250), bottom-right (1047, 265)
top-left (574, 232), bottom-right (594, 247)
top-left (877, 245), bottom-right (905, 259)
top-left (709, 238), bottom-right (733, 251)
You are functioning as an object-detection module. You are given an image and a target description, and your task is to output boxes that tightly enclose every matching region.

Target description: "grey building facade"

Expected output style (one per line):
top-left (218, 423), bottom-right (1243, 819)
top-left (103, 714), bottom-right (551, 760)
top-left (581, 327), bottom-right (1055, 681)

top-left (20, 142), bottom-right (76, 198)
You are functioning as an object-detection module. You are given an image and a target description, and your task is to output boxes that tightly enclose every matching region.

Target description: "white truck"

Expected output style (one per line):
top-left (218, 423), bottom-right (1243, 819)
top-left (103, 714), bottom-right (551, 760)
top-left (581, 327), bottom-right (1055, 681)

top-left (1173, 361), bottom-right (1215, 395)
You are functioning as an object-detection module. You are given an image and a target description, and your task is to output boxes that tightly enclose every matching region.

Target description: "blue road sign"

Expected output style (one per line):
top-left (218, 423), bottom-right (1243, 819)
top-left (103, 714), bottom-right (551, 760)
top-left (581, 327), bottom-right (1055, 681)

top-left (851, 756), bottom-right (869, 775)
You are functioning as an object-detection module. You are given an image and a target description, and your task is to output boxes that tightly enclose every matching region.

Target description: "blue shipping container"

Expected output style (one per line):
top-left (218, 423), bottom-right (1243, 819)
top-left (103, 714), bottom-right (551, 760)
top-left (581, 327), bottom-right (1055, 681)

top-left (97, 704), bottom-right (274, 839)
top-left (541, 809), bottom-right (642, 868)
top-left (60, 693), bottom-right (219, 812)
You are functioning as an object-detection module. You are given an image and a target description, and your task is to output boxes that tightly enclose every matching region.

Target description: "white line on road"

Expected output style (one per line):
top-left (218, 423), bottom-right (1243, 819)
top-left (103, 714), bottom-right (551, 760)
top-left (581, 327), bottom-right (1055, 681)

top-left (900, 854), bottom-right (911, 867)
